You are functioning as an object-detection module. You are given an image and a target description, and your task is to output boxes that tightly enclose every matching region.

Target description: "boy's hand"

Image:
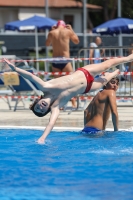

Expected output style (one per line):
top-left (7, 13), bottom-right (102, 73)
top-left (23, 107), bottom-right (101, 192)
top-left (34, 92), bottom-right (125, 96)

top-left (37, 136), bottom-right (45, 144)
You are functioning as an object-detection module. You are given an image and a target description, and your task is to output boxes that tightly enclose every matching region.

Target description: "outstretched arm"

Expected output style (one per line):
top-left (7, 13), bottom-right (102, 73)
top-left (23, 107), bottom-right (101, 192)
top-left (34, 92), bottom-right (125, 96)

top-left (3, 58), bottom-right (46, 91)
top-left (46, 32), bottom-right (52, 46)
top-left (84, 109), bottom-right (88, 126)
top-left (66, 24), bottom-right (79, 44)
top-left (37, 107), bottom-right (60, 144)
top-left (84, 102), bottom-right (92, 126)
top-left (108, 91), bottom-right (119, 131)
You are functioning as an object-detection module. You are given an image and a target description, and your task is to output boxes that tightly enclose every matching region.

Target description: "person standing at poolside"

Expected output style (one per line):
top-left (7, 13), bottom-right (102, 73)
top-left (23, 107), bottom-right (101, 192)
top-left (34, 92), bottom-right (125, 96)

top-left (46, 20), bottom-right (79, 74)
top-left (89, 36), bottom-right (105, 64)
top-left (46, 20), bottom-right (79, 107)
top-left (4, 54), bottom-right (133, 144)
top-left (83, 77), bottom-right (119, 133)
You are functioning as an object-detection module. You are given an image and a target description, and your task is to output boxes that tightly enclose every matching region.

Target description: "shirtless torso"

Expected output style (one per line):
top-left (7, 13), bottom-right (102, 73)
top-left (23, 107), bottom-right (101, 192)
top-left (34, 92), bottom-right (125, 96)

top-left (84, 78), bottom-right (119, 131)
top-left (46, 23), bottom-right (79, 73)
top-left (46, 24), bottom-right (79, 58)
top-left (42, 70), bottom-right (89, 108)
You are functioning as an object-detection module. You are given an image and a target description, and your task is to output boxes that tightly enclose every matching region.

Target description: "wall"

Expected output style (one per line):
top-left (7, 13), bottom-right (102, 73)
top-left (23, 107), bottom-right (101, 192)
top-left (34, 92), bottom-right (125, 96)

top-left (0, 8), bottom-right (18, 28)
top-left (18, 8), bottom-right (46, 20)
top-left (60, 9), bottom-right (82, 33)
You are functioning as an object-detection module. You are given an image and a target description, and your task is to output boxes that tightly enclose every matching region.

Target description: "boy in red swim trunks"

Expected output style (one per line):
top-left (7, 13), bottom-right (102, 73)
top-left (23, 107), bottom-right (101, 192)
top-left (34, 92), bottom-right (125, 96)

top-left (3, 54), bottom-right (133, 143)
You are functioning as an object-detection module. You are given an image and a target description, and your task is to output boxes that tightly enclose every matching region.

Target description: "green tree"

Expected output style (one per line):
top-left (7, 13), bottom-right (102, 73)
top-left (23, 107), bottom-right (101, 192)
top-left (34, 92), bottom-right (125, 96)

top-left (89, 0), bottom-right (133, 27)
top-left (73, 0), bottom-right (133, 29)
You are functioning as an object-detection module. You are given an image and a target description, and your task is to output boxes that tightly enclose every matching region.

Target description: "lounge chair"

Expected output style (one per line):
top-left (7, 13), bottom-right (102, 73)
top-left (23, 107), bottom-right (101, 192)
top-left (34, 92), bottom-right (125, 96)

top-left (0, 70), bottom-right (42, 111)
top-left (8, 72), bottom-right (42, 111)
top-left (0, 75), bottom-right (15, 109)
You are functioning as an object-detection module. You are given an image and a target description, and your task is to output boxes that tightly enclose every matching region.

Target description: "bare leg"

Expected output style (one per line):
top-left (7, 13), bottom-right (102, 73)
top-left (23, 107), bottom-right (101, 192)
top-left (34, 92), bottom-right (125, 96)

top-left (83, 54), bottom-right (133, 77)
top-left (52, 66), bottom-right (62, 78)
top-left (90, 69), bottom-right (119, 92)
top-left (62, 62), bottom-right (73, 72)
top-left (63, 62), bottom-right (77, 108)
top-left (71, 97), bottom-right (77, 108)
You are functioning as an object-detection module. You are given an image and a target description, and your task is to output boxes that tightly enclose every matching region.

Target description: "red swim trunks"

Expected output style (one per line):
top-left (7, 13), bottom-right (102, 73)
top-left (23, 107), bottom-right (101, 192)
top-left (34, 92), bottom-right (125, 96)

top-left (76, 68), bottom-right (94, 93)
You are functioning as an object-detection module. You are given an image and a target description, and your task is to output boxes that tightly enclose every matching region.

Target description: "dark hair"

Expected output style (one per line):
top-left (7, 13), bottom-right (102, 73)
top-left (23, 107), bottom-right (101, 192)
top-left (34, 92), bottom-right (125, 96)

top-left (103, 77), bottom-right (119, 89)
top-left (29, 95), bottom-right (51, 117)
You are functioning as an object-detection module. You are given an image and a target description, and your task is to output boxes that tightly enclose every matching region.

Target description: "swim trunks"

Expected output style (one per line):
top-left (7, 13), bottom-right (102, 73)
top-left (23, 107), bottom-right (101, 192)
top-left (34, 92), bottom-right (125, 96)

top-left (76, 68), bottom-right (94, 93)
top-left (52, 63), bottom-right (68, 70)
top-left (82, 126), bottom-right (101, 134)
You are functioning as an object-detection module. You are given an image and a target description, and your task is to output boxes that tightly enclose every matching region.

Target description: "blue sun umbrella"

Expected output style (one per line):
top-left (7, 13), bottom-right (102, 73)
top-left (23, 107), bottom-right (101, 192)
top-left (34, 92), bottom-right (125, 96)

top-left (93, 17), bottom-right (133, 35)
top-left (93, 17), bottom-right (133, 47)
top-left (4, 15), bottom-right (57, 70)
top-left (5, 15), bottom-right (57, 31)
top-left (92, 17), bottom-right (133, 71)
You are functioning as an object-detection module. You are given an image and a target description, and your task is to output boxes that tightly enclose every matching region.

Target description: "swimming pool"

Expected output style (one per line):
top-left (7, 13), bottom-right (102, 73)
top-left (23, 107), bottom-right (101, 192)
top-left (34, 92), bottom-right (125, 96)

top-left (0, 127), bottom-right (133, 200)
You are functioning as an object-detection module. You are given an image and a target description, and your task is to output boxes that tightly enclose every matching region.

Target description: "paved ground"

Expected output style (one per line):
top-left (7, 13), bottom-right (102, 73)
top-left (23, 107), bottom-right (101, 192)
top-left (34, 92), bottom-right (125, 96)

top-left (0, 98), bottom-right (133, 130)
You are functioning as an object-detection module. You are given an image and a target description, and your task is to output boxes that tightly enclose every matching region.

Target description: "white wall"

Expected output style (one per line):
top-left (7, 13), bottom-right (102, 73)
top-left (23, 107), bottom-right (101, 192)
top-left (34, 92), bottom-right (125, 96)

top-left (49, 8), bottom-right (82, 32)
top-left (49, 9), bottom-right (60, 21)
top-left (0, 7), bottom-right (82, 32)
top-left (0, 8), bottom-right (18, 28)
top-left (61, 9), bottom-right (82, 33)
top-left (18, 8), bottom-right (46, 20)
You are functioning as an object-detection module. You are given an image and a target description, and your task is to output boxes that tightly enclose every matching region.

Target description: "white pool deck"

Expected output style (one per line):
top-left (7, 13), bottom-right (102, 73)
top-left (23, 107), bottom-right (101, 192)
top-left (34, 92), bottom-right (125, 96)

top-left (0, 99), bottom-right (133, 130)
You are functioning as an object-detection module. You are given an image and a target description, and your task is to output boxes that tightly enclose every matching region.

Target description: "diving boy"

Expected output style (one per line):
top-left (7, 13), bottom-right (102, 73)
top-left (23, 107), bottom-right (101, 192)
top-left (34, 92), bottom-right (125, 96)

top-left (4, 54), bottom-right (133, 143)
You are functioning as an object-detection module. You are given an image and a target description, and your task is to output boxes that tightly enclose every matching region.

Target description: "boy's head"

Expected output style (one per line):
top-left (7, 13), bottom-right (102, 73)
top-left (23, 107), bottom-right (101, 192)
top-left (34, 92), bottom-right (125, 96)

top-left (29, 96), bottom-right (51, 117)
top-left (103, 77), bottom-right (119, 91)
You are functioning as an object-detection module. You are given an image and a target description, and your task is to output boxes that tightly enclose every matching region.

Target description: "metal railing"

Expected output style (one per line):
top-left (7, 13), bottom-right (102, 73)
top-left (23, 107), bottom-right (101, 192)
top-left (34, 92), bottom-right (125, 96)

top-left (76, 46), bottom-right (133, 107)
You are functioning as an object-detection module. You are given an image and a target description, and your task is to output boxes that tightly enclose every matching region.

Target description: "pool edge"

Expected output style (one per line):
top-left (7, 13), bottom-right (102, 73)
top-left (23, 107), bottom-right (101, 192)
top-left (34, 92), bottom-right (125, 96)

top-left (0, 125), bottom-right (130, 131)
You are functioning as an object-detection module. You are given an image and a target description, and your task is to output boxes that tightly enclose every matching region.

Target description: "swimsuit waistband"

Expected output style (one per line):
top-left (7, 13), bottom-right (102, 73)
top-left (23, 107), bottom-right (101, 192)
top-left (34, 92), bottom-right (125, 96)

top-left (82, 126), bottom-right (101, 133)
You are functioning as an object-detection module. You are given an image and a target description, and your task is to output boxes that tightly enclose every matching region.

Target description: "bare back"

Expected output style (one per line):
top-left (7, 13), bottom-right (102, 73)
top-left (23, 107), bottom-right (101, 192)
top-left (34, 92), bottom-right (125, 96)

top-left (84, 89), bottom-right (117, 130)
top-left (46, 26), bottom-right (79, 57)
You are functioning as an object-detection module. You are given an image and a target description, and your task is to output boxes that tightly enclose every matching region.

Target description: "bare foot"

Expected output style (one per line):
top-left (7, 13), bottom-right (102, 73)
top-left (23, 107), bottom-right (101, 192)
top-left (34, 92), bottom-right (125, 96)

top-left (104, 69), bottom-right (120, 78)
top-left (72, 106), bottom-right (77, 108)
top-left (71, 98), bottom-right (77, 108)
top-left (112, 69), bottom-right (120, 77)
top-left (3, 58), bottom-right (16, 71)
top-left (100, 69), bottom-right (120, 86)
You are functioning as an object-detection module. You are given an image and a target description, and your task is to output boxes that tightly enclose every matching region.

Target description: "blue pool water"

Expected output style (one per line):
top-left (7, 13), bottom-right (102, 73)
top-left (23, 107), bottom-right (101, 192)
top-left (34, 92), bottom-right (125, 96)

top-left (0, 128), bottom-right (133, 200)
